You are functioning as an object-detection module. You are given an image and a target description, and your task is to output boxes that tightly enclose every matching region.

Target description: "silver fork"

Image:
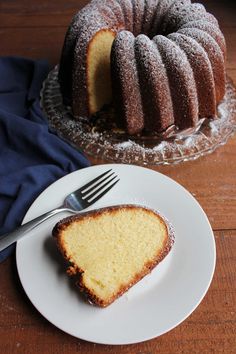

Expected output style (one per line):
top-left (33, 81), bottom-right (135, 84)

top-left (0, 169), bottom-right (119, 251)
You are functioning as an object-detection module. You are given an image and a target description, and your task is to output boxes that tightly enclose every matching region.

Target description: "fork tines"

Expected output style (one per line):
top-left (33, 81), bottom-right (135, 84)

top-left (81, 169), bottom-right (119, 204)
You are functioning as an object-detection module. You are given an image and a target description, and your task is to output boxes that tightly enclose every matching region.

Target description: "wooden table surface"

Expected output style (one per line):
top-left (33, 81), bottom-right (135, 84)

top-left (0, 0), bottom-right (235, 353)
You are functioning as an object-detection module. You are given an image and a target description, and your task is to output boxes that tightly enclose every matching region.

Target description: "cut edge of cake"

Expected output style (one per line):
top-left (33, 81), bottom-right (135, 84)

top-left (52, 205), bottom-right (175, 307)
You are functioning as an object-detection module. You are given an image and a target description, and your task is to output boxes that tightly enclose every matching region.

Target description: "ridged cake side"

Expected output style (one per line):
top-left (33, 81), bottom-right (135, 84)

top-left (58, 0), bottom-right (226, 136)
top-left (111, 31), bottom-right (145, 134)
top-left (111, 0), bottom-right (226, 134)
top-left (167, 33), bottom-right (216, 118)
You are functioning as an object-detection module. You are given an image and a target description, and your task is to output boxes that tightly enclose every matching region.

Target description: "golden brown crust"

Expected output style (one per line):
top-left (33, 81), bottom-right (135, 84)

top-left (52, 205), bottom-right (174, 307)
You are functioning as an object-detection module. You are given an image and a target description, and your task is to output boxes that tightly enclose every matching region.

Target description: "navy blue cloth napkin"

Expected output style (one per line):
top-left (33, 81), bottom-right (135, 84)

top-left (0, 57), bottom-right (90, 262)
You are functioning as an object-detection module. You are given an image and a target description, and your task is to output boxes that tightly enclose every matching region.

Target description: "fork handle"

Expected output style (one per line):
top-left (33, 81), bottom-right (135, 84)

top-left (0, 207), bottom-right (72, 252)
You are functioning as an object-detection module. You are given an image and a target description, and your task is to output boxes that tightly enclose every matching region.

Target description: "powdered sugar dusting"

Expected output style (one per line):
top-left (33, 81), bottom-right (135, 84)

top-left (181, 20), bottom-right (225, 56)
top-left (41, 67), bottom-right (236, 166)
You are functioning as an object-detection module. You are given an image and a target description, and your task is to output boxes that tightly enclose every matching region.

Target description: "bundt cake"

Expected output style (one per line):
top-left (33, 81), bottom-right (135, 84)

top-left (52, 205), bottom-right (174, 307)
top-left (58, 0), bottom-right (226, 135)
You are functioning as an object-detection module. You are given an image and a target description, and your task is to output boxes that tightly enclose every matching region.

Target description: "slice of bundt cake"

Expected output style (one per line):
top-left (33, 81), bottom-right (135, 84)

top-left (52, 205), bottom-right (174, 307)
top-left (58, 0), bottom-right (226, 136)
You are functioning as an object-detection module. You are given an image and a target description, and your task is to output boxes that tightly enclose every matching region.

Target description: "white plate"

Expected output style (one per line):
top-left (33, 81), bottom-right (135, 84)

top-left (16, 164), bottom-right (216, 345)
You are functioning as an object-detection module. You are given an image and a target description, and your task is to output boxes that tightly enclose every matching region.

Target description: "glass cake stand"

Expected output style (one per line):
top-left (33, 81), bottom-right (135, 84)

top-left (40, 66), bottom-right (236, 166)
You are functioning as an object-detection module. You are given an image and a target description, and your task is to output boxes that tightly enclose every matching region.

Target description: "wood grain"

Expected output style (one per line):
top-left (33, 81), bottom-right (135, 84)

top-left (0, 0), bottom-right (236, 353)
